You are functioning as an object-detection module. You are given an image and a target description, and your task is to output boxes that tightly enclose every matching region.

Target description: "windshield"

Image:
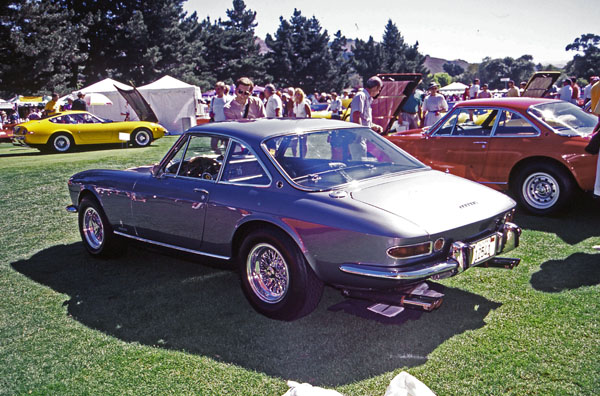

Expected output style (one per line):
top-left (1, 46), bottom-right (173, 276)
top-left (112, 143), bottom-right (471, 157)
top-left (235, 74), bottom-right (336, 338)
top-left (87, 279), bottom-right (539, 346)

top-left (264, 127), bottom-right (425, 190)
top-left (528, 101), bottom-right (597, 137)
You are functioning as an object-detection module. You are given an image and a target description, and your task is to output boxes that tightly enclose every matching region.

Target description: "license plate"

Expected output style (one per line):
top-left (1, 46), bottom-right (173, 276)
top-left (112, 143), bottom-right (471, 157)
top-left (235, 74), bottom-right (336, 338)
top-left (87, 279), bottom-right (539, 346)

top-left (470, 234), bottom-right (497, 265)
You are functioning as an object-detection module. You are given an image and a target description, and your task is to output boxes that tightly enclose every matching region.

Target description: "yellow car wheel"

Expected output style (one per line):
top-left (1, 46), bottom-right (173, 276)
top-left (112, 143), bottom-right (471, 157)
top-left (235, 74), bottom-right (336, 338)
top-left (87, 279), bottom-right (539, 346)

top-left (48, 133), bottom-right (74, 153)
top-left (131, 128), bottom-right (152, 148)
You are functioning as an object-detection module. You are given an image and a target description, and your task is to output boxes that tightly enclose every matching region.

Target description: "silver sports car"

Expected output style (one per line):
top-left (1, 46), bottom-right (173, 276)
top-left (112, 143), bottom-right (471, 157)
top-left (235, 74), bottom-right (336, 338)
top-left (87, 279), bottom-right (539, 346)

top-left (67, 118), bottom-right (521, 320)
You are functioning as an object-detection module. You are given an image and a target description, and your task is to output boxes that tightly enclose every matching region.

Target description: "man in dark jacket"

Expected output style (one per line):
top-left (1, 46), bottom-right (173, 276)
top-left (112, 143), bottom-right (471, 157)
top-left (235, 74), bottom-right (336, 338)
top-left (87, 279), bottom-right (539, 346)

top-left (72, 92), bottom-right (87, 111)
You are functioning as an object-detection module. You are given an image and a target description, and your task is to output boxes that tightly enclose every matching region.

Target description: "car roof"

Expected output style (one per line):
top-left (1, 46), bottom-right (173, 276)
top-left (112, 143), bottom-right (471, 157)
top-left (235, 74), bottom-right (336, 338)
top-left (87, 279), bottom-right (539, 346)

top-left (187, 118), bottom-right (357, 144)
top-left (454, 97), bottom-right (558, 111)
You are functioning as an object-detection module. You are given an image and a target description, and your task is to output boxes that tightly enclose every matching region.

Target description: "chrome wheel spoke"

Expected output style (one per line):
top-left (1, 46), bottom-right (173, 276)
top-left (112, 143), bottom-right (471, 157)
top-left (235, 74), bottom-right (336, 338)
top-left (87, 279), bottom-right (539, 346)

top-left (247, 243), bottom-right (289, 304)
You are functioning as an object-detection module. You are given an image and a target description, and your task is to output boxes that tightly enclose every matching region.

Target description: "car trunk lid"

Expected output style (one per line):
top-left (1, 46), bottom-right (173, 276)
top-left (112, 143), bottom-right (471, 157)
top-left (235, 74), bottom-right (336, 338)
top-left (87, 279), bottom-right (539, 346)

top-left (350, 170), bottom-right (514, 235)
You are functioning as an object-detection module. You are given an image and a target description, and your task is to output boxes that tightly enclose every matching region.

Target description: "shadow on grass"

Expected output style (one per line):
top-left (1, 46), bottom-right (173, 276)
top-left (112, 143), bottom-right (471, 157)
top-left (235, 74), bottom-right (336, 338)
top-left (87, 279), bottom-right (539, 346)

top-left (12, 243), bottom-right (501, 386)
top-left (531, 252), bottom-right (600, 292)
top-left (0, 143), bottom-right (157, 158)
top-left (513, 193), bottom-right (600, 245)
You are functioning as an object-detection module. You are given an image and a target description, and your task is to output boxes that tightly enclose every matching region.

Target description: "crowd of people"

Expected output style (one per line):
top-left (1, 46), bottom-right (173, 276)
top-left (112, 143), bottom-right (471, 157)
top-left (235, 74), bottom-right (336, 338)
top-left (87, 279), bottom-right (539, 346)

top-left (0, 92), bottom-right (89, 129)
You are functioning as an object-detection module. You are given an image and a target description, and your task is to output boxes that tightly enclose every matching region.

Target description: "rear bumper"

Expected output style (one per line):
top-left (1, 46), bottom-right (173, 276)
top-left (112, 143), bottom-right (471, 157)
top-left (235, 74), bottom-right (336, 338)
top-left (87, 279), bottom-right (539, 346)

top-left (339, 222), bottom-right (521, 281)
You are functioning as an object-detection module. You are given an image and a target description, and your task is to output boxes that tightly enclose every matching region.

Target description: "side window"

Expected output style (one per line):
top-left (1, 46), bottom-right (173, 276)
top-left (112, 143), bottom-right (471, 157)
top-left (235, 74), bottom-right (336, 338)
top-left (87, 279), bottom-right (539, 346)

top-left (448, 108), bottom-right (497, 136)
top-left (177, 135), bottom-right (228, 180)
top-left (494, 110), bottom-right (538, 136)
top-left (222, 141), bottom-right (270, 185)
top-left (163, 137), bottom-right (188, 176)
top-left (433, 112), bottom-right (458, 136)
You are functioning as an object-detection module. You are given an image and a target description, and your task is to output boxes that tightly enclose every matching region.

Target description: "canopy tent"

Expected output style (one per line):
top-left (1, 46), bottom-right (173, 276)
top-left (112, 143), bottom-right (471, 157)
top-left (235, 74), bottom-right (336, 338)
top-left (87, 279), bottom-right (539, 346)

top-left (76, 78), bottom-right (136, 121)
top-left (439, 82), bottom-right (469, 94)
top-left (137, 75), bottom-right (201, 133)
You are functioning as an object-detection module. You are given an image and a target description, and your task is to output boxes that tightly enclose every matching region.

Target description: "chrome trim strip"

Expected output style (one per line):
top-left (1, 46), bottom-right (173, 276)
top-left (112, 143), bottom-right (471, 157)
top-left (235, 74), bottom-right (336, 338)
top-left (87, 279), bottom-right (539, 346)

top-left (339, 261), bottom-right (458, 280)
top-left (113, 231), bottom-right (230, 260)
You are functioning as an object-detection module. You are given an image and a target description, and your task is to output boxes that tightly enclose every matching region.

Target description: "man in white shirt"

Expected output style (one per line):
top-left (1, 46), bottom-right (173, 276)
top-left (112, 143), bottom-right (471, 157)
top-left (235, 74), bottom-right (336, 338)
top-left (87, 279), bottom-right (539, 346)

top-left (264, 84), bottom-right (282, 117)
top-left (557, 79), bottom-right (573, 102)
top-left (583, 76), bottom-right (599, 105)
top-left (209, 81), bottom-right (231, 122)
top-left (329, 92), bottom-right (343, 119)
top-left (470, 78), bottom-right (480, 99)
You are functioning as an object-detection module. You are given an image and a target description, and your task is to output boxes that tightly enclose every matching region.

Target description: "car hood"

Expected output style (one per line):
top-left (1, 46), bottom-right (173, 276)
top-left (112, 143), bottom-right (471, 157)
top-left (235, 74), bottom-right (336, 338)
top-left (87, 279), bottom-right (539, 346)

top-left (350, 170), bottom-right (515, 235)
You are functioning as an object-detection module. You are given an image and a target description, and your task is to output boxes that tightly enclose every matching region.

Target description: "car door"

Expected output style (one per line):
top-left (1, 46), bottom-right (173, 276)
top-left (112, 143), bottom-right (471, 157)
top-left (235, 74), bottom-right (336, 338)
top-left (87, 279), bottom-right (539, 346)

top-left (484, 109), bottom-right (541, 185)
top-left (71, 113), bottom-right (115, 143)
top-left (131, 134), bottom-right (228, 250)
top-left (426, 107), bottom-right (498, 181)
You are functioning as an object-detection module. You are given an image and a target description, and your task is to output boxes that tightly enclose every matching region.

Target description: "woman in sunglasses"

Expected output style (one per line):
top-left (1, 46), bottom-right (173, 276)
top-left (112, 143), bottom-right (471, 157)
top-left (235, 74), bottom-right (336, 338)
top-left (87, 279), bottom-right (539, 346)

top-left (224, 77), bottom-right (266, 120)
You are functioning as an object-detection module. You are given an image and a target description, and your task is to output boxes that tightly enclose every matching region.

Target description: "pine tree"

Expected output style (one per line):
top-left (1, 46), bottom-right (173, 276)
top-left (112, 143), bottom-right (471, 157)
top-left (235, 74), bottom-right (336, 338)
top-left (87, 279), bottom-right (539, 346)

top-left (265, 9), bottom-right (339, 93)
top-left (0, 0), bottom-right (85, 97)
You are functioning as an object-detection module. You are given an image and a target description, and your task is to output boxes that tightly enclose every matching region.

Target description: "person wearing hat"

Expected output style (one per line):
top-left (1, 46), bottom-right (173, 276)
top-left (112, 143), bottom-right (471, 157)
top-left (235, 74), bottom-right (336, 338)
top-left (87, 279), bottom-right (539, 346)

top-left (557, 79), bottom-right (573, 102)
top-left (72, 92), bottom-right (87, 111)
top-left (423, 82), bottom-right (448, 127)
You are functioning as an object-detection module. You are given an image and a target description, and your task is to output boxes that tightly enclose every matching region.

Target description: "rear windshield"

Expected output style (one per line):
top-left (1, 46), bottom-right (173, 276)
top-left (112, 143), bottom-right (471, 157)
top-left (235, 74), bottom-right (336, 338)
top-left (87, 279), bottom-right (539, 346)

top-left (528, 101), bottom-right (597, 137)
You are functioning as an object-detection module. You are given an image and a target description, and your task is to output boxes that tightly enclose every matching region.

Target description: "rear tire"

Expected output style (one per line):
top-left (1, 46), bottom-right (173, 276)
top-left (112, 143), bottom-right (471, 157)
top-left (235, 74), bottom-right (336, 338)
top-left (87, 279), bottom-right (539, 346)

top-left (48, 133), bottom-right (74, 153)
top-left (131, 128), bottom-right (152, 147)
top-left (78, 197), bottom-right (126, 257)
top-left (239, 228), bottom-right (324, 321)
top-left (513, 162), bottom-right (574, 215)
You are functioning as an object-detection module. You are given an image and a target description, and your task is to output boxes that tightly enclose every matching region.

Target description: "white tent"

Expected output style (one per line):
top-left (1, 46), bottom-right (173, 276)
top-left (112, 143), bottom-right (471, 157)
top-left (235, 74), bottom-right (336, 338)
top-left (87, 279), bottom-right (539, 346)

top-left (439, 82), bottom-right (469, 94)
top-left (76, 78), bottom-right (136, 121)
top-left (138, 75), bottom-right (201, 133)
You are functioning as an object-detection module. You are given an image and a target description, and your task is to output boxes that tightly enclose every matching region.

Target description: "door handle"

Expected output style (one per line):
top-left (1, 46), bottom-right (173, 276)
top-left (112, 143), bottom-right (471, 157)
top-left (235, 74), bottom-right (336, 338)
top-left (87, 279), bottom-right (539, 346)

top-left (473, 141), bottom-right (487, 144)
top-left (193, 188), bottom-right (208, 194)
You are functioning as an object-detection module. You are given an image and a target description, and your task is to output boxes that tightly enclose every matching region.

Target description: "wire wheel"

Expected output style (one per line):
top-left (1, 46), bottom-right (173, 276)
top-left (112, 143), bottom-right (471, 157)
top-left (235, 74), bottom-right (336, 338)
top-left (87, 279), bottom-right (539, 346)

top-left (82, 206), bottom-right (104, 250)
top-left (246, 243), bottom-right (290, 304)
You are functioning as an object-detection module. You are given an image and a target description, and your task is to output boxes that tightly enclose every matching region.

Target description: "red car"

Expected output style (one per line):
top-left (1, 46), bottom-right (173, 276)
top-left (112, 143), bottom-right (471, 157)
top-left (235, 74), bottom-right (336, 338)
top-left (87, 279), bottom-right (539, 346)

top-left (387, 97), bottom-right (597, 215)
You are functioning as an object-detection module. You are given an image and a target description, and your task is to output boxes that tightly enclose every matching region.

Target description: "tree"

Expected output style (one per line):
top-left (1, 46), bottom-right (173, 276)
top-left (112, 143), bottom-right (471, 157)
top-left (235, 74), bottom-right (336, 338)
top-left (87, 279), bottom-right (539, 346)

top-left (351, 36), bottom-right (385, 86)
top-left (432, 72), bottom-right (452, 87)
top-left (216, 0), bottom-right (269, 84)
top-left (443, 62), bottom-right (464, 77)
top-left (352, 20), bottom-right (427, 86)
top-left (565, 34), bottom-right (600, 79)
top-left (265, 9), bottom-right (337, 93)
top-left (0, 0), bottom-right (85, 97)
top-left (477, 55), bottom-right (535, 89)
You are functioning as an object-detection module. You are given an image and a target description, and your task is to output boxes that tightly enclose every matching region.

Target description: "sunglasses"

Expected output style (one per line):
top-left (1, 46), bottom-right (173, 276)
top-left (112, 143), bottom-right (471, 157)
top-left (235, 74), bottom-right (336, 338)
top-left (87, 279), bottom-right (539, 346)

top-left (237, 89), bottom-right (251, 96)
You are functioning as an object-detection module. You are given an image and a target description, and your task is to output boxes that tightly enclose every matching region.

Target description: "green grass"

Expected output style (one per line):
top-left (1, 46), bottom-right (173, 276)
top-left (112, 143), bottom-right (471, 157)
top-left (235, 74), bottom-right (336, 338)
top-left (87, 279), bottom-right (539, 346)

top-left (1, 139), bottom-right (599, 395)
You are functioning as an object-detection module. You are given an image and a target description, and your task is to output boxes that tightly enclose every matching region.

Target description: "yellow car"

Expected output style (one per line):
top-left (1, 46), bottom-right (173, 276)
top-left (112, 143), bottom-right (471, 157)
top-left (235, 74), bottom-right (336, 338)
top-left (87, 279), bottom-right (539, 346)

top-left (12, 111), bottom-right (167, 153)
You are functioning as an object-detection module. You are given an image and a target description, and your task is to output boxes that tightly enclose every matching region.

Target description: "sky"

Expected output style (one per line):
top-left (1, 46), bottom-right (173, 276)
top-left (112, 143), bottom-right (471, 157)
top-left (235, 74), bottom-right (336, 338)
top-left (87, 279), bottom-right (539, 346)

top-left (183, 0), bottom-right (600, 66)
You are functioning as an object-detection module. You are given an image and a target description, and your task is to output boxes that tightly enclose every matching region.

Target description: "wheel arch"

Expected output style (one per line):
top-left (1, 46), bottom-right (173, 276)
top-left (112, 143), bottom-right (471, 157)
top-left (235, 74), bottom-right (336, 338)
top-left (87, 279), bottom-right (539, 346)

top-left (508, 156), bottom-right (578, 192)
top-left (131, 126), bottom-right (153, 138)
top-left (77, 188), bottom-right (102, 207)
top-left (231, 219), bottom-right (317, 271)
top-left (47, 130), bottom-right (75, 144)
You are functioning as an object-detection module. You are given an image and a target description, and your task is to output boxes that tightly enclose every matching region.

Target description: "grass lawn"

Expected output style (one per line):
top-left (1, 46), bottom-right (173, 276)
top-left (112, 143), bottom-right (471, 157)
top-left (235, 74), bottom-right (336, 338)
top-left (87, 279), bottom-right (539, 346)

top-left (1, 138), bottom-right (598, 395)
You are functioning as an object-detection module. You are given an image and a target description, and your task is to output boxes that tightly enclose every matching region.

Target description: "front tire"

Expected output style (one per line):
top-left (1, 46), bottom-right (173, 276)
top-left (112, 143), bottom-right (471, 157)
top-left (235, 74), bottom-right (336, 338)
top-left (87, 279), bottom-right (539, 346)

top-left (48, 133), bottom-right (74, 153)
top-left (513, 162), bottom-right (574, 215)
top-left (78, 197), bottom-right (126, 257)
top-left (131, 128), bottom-right (152, 147)
top-left (239, 228), bottom-right (324, 321)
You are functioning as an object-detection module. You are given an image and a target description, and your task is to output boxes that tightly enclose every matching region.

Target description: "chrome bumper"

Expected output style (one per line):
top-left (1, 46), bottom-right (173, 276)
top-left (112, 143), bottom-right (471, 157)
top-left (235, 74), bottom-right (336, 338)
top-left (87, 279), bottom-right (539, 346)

top-left (339, 222), bottom-right (521, 281)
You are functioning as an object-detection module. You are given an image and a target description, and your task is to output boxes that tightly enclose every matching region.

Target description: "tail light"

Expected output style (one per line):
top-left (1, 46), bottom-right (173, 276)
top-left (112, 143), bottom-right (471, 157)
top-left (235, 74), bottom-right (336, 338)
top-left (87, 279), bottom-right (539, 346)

top-left (387, 242), bottom-right (432, 259)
